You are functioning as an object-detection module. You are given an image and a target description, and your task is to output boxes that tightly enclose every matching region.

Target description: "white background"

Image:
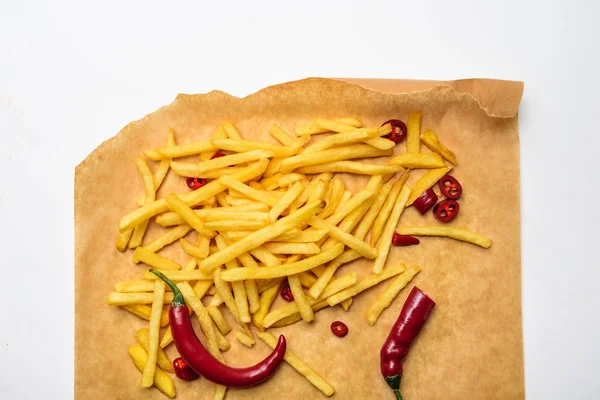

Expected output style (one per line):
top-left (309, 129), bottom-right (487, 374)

top-left (1, 0), bottom-right (598, 399)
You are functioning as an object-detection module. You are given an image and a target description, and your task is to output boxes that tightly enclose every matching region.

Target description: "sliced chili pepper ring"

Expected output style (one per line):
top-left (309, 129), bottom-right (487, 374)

top-left (186, 177), bottom-right (206, 190)
top-left (173, 357), bottom-right (200, 381)
top-left (280, 282), bottom-right (294, 302)
top-left (433, 199), bottom-right (460, 223)
top-left (412, 188), bottom-right (438, 215)
top-left (331, 321), bottom-right (349, 337)
top-left (392, 233), bottom-right (420, 247)
top-left (381, 119), bottom-right (408, 143)
top-left (438, 175), bottom-right (462, 200)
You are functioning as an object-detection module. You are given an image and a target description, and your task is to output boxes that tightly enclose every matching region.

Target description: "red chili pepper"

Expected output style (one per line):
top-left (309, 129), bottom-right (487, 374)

top-left (412, 188), bottom-right (438, 215)
top-left (211, 152), bottom-right (225, 159)
top-left (380, 287), bottom-right (435, 400)
top-left (330, 321), bottom-right (349, 337)
top-left (151, 270), bottom-right (287, 387)
top-left (186, 177), bottom-right (206, 190)
top-left (438, 175), bottom-right (462, 200)
top-left (391, 233), bottom-right (420, 247)
top-left (280, 282), bottom-right (294, 302)
top-left (381, 119), bottom-right (408, 143)
top-left (433, 199), bottom-right (459, 223)
top-left (173, 357), bottom-right (200, 381)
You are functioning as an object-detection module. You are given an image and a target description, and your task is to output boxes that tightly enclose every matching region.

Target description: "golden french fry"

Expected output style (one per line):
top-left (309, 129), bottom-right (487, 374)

top-left (116, 280), bottom-right (161, 292)
top-left (388, 152), bottom-right (446, 169)
top-left (199, 201), bottom-right (323, 273)
top-left (354, 182), bottom-right (393, 241)
top-left (263, 159), bottom-right (283, 180)
top-left (213, 268), bottom-right (241, 323)
top-left (370, 172), bottom-right (409, 246)
top-left (235, 329), bottom-right (256, 348)
top-left (133, 247), bottom-right (182, 271)
top-left (215, 235), bottom-right (250, 323)
top-left (296, 161), bottom-right (404, 175)
top-left (224, 239), bottom-right (261, 314)
top-left (136, 327), bottom-right (173, 372)
top-left (252, 278), bottom-right (284, 331)
top-left (270, 300), bottom-right (330, 328)
top-left (129, 157), bottom-right (156, 248)
top-left (107, 292), bottom-right (174, 306)
top-left (308, 180), bottom-right (328, 204)
top-left (116, 228), bottom-right (134, 252)
top-left (280, 144), bottom-right (392, 173)
top-left (292, 134), bottom-right (311, 151)
top-left (407, 167), bottom-right (452, 206)
top-left (309, 217), bottom-right (377, 259)
top-left (373, 187), bottom-right (411, 274)
top-left (219, 175), bottom-right (279, 206)
top-left (257, 332), bottom-right (335, 397)
top-left (200, 125), bottom-right (227, 161)
top-left (157, 207), bottom-right (269, 227)
top-left (159, 327), bottom-right (173, 349)
top-left (396, 226), bottom-right (492, 248)
top-left (268, 124), bottom-right (295, 146)
top-left (318, 177), bottom-right (344, 219)
top-left (204, 220), bottom-right (267, 231)
top-left (137, 129), bottom-right (176, 205)
top-left (169, 161), bottom-right (245, 178)
top-left (327, 263), bottom-right (406, 306)
top-left (304, 128), bottom-right (382, 154)
top-left (165, 193), bottom-right (213, 236)
top-left (180, 237), bottom-right (210, 260)
top-left (248, 246), bottom-right (281, 267)
top-left (145, 141), bottom-right (217, 160)
top-left (143, 269), bottom-right (212, 281)
top-left (225, 196), bottom-right (258, 206)
top-left (212, 138), bottom-right (294, 158)
top-left (193, 280), bottom-right (214, 299)
top-left (307, 249), bottom-right (362, 299)
top-left (207, 306), bottom-right (231, 335)
top-left (263, 242), bottom-right (320, 255)
top-left (326, 189), bottom-right (374, 226)
top-left (140, 280), bottom-right (165, 387)
top-left (366, 266), bottom-right (422, 325)
top-left (221, 120), bottom-right (242, 139)
top-left (278, 173), bottom-right (305, 188)
top-left (298, 271), bottom-right (317, 288)
top-left (121, 305), bottom-right (169, 327)
top-left (288, 274), bottom-right (314, 322)
top-left (215, 192), bottom-right (230, 207)
top-left (297, 173), bottom-right (333, 206)
top-left (269, 181), bottom-right (304, 223)
top-left (336, 117), bottom-right (362, 127)
top-left (314, 118), bottom-right (357, 133)
top-left (364, 136), bottom-right (396, 150)
top-left (272, 229), bottom-right (328, 243)
top-left (221, 243), bottom-right (343, 281)
top-left (420, 129), bottom-right (457, 164)
top-left (128, 344), bottom-right (175, 398)
top-left (214, 323), bottom-right (231, 352)
top-left (406, 110), bottom-right (422, 153)
top-left (145, 225), bottom-right (193, 253)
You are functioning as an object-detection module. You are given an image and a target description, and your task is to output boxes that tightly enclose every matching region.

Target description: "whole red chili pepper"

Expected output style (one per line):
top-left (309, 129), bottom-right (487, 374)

top-left (412, 188), bottom-right (438, 215)
top-left (186, 177), bottom-right (206, 190)
top-left (380, 287), bottom-right (435, 400)
top-left (438, 175), bottom-right (462, 200)
top-left (391, 233), bottom-right (420, 247)
top-left (151, 270), bottom-right (287, 387)
top-left (173, 357), bottom-right (200, 381)
top-left (433, 199), bottom-right (459, 223)
top-left (381, 119), bottom-right (408, 143)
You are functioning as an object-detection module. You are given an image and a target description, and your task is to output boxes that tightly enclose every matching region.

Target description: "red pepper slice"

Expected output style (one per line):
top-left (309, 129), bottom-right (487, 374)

top-left (392, 233), bottom-right (420, 247)
top-left (381, 119), bottom-right (408, 143)
top-left (412, 188), bottom-right (438, 215)
top-left (280, 282), bottom-right (294, 302)
top-left (331, 321), bottom-right (349, 337)
top-left (173, 357), bottom-right (200, 381)
top-left (433, 199), bottom-right (459, 223)
top-left (211, 152), bottom-right (225, 159)
top-left (438, 175), bottom-right (462, 200)
top-left (380, 287), bottom-right (435, 400)
top-left (186, 177), bottom-right (206, 190)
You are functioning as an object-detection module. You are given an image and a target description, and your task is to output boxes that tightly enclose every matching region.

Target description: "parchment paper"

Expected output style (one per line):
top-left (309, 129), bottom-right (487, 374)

top-left (75, 77), bottom-right (524, 400)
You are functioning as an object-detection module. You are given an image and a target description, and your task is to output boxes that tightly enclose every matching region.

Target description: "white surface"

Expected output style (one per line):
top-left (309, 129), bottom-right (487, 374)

top-left (1, 0), bottom-right (598, 399)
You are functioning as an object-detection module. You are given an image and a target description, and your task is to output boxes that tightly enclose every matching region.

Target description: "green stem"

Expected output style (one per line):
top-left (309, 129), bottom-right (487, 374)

top-left (394, 389), bottom-right (403, 400)
top-left (150, 269), bottom-right (186, 306)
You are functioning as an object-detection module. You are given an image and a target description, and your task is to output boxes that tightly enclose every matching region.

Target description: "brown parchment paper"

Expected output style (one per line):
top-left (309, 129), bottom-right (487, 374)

top-left (75, 77), bottom-right (524, 400)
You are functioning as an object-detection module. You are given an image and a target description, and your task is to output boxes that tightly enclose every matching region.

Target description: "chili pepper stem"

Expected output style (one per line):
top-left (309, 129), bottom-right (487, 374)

top-left (393, 389), bottom-right (403, 400)
top-left (150, 269), bottom-right (186, 307)
top-left (385, 375), bottom-right (402, 399)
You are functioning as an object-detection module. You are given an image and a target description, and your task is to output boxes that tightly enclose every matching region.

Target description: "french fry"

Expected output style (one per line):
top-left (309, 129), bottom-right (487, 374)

top-left (257, 332), bottom-right (335, 397)
top-left (373, 186), bottom-right (411, 274)
top-left (363, 136), bottom-right (396, 150)
top-left (309, 217), bottom-right (377, 259)
top-left (116, 228), bottom-right (134, 252)
top-left (224, 245), bottom-right (261, 314)
top-left (199, 201), bottom-right (323, 273)
top-left (129, 157), bottom-right (156, 248)
top-left (200, 125), bottom-right (227, 161)
top-left (334, 191), bottom-right (352, 215)
top-left (269, 124), bottom-right (295, 146)
top-left (406, 110), bottom-right (422, 153)
top-left (296, 161), bottom-right (404, 175)
top-left (318, 177), bottom-right (344, 219)
top-left (263, 242), bottom-right (320, 255)
top-left (122, 305), bottom-right (169, 327)
top-left (326, 189), bottom-right (374, 226)
top-left (204, 220), bottom-right (267, 231)
top-left (141, 280), bottom-right (165, 387)
top-left (157, 207), bottom-right (270, 227)
top-left (136, 328), bottom-right (173, 372)
top-left (407, 167), bottom-right (452, 206)
top-left (336, 117), bottom-right (362, 127)
top-left (269, 181), bottom-right (304, 223)
top-left (145, 141), bottom-right (217, 160)
top-left (280, 144), bottom-right (392, 173)
top-left (143, 269), bottom-right (212, 281)
top-left (222, 120), bottom-right (242, 139)
top-left (273, 228), bottom-right (329, 243)
top-left (207, 305), bottom-right (231, 335)
top-left (303, 128), bottom-right (383, 154)
top-left (165, 193), bottom-right (213, 236)
top-left (214, 322), bottom-right (231, 352)
top-left (225, 196), bottom-right (258, 206)
top-left (307, 249), bottom-right (362, 299)
top-left (213, 268), bottom-right (241, 323)
top-left (270, 300), bottom-right (330, 328)
top-left (249, 246), bottom-right (281, 267)
top-left (278, 173), bottom-right (305, 188)
top-left (297, 173), bottom-right (333, 206)
top-left (137, 128), bottom-right (176, 205)
top-left (219, 175), bottom-right (280, 206)
top-left (396, 226), bottom-right (492, 248)
top-left (180, 237), bottom-right (210, 260)
top-left (133, 247), bottom-right (182, 271)
top-left (314, 118), bottom-right (358, 133)
top-left (116, 280), bottom-right (160, 292)
top-left (107, 292), bottom-right (174, 306)
top-left (288, 274), bottom-right (314, 322)
top-left (366, 266), bottom-right (422, 325)
top-left (420, 129), bottom-right (457, 164)
top-left (215, 235), bottom-right (250, 323)
top-left (193, 280), bottom-right (214, 299)
top-left (388, 152), bottom-right (446, 169)
top-left (169, 161), bottom-right (245, 178)
top-left (128, 344), bottom-right (175, 398)
top-left (235, 330), bottom-right (256, 348)
top-left (314, 119), bottom-right (391, 149)
top-left (221, 243), bottom-right (344, 281)
top-left (327, 263), bottom-right (406, 306)
top-left (354, 181), bottom-right (393, 240)
top-left (308, 180), bottom-right (328, 204)
top-left (252, 278), bottom-right (284, 330)
top-left (370, 172), bottom-right (409, 246)
top-left (212, 138), bottom-right (294, 158)
top-left (159, 327), bottom-right (173, 349)
top-left (145, 225), bottom-right (193, 253)
top-left (294, 117), bottom-right (360, 135)
top-left (291, 134), bottom-right (311, 151)
top-left (215, 192), bottom-right (230, 207)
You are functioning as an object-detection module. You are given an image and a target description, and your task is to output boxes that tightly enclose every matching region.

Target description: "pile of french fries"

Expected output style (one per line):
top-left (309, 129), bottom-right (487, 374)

top-left (108, 115), bottom-right (491, 398)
